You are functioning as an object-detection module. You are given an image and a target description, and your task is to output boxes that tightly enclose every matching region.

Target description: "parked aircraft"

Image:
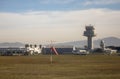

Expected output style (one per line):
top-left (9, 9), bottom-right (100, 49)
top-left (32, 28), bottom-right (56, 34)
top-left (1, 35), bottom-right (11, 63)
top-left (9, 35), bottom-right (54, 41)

top-left (72, 46), bottom-right (89, 55)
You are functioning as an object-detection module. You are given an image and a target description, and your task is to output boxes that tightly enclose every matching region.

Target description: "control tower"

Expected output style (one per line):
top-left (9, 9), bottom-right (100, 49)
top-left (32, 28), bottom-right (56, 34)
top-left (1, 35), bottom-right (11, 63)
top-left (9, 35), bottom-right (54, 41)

top-left (83, 25), bottom-right (96, 51)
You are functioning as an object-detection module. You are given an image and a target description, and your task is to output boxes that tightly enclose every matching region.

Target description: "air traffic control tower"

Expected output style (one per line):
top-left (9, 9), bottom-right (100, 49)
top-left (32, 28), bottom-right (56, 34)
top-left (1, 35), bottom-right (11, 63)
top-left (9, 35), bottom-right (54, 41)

top-left (84, 25), bottom-right (96, 51)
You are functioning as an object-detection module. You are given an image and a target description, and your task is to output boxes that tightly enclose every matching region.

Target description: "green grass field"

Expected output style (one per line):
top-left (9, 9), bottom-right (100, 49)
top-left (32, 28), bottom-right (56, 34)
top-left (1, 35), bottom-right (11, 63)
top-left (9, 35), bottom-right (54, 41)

top-left (0, 55), bottom-right (120, 79)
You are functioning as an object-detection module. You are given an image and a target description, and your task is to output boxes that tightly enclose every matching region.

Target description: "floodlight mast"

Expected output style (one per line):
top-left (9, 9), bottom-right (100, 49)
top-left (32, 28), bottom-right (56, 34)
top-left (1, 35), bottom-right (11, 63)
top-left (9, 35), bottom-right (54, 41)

top-left (83, 25), bottom-right (96, 51)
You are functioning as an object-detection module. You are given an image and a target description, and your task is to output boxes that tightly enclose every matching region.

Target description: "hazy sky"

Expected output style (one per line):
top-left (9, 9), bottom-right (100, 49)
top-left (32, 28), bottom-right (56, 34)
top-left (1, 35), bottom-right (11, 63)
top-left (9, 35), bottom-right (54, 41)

top-left (0, 0), bottom-right (120, 44)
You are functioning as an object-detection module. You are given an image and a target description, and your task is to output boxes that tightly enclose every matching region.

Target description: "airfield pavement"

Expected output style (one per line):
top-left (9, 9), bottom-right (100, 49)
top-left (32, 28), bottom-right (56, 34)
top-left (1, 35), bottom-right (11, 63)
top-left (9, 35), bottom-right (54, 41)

top-left (0, 55), bottom-right (120, 79)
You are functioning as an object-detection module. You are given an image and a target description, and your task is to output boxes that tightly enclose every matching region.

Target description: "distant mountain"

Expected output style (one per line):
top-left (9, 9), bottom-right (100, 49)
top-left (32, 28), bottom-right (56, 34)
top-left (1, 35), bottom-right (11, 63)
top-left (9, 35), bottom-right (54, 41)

top-left (0, 37), bottom-right (120, 48)
top-left (94, 37), bottom-right (120, 48)
top-left (56, 37), bottom-right (120, 48)
top-left (0, 42), bottom-right (24, 48)
top-left (55, 40), bottom-right (87, 48)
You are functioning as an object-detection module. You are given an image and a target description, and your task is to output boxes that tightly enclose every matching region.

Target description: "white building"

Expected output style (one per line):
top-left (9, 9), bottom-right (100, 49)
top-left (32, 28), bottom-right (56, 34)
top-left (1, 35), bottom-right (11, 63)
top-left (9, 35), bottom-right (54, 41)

top-left (25, 44), bottom-right (42, 55)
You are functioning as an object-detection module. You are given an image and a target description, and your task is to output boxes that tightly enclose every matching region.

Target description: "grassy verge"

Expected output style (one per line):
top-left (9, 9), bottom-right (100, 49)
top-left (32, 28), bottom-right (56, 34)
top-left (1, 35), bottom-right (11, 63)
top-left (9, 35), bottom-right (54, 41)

top-left (0, 55), bottom-right (120, 79)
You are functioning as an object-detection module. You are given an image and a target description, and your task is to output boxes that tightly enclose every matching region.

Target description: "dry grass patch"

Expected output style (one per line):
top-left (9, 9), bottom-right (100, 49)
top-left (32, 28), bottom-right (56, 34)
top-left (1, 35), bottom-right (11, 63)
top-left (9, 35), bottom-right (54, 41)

top-left (0, 55), bottom-right (120, 79)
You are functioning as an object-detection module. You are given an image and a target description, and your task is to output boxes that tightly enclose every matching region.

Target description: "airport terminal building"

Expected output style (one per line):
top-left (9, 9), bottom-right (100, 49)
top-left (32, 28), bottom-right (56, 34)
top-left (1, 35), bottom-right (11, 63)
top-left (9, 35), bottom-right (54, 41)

top-left (0, 45), bottom-right (74, 56)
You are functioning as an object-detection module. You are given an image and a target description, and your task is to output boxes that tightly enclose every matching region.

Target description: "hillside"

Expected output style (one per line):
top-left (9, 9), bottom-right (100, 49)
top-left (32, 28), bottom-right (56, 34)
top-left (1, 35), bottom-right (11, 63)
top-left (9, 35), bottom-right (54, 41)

top-left (56, 37), bottom-right (120, 48)
top-left (0, 42), bottom-right (24, 48)
top-left (0, 37), bottom-right (120, 48)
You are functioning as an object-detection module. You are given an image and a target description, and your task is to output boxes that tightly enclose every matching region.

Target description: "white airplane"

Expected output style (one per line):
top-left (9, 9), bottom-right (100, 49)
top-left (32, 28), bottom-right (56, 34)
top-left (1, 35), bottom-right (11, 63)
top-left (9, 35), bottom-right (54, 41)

top-left (72, 46), bottom-right (89, 55)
